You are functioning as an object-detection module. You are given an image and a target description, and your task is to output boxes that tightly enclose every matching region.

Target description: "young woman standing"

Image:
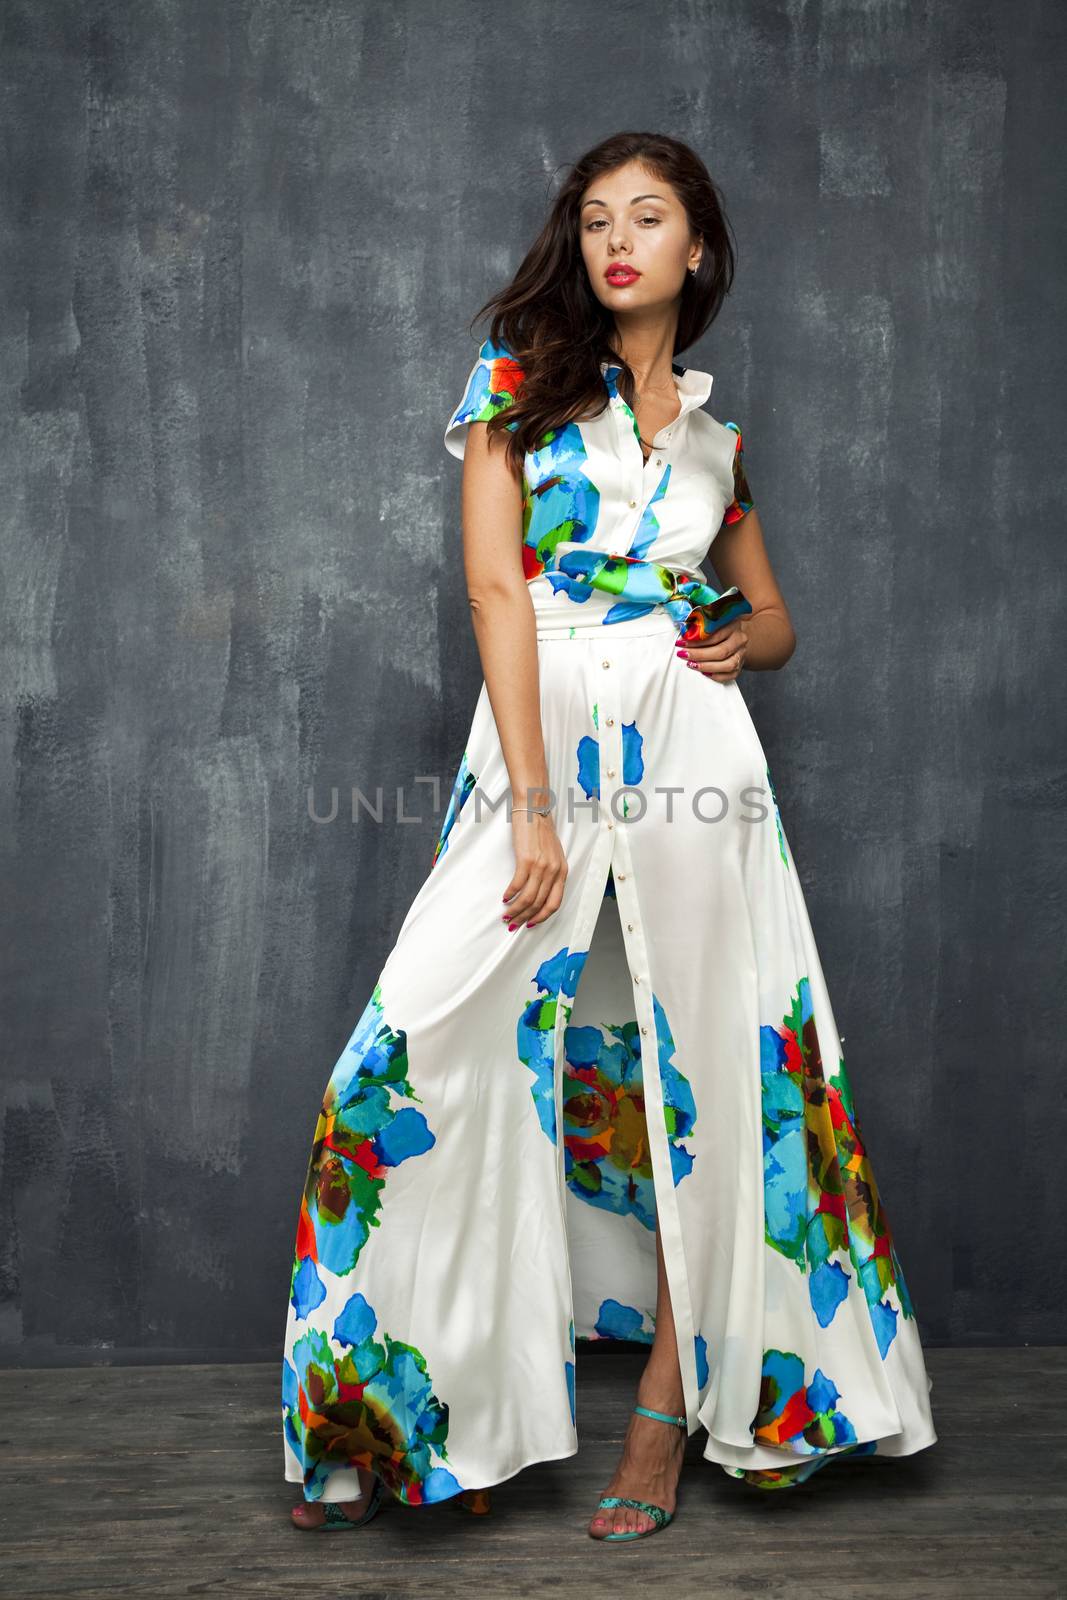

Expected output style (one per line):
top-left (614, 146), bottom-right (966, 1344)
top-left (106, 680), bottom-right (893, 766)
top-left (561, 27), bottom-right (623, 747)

top-left (281, 130), bottom-right (937, 1544)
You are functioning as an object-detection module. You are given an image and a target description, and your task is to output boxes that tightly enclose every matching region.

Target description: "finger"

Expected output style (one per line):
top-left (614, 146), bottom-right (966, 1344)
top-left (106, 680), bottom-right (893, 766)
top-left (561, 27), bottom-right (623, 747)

top-left (501, 872), bottom-right (524, 904)
top-left (683, 632), bottom-right (739, 660)
top-left (519, 877), bottom-right (556, 926)
top-left (689, 646), bottom-right (744, 677)
top-left (517, 863), bottom-right (556, 918)
top-left (501, 871), bottom-right (531, 914)
top-left (502, 857), bottom-right (544, 906)
top-left (504, 871), bottom-right (547, 926)
top-left (526, 876), bottom-right (567, 927)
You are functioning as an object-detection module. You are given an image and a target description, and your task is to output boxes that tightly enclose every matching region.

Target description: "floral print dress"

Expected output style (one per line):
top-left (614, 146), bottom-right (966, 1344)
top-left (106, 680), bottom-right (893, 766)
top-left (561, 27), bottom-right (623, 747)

top-left (280, 336), bottom-right (937, 1506)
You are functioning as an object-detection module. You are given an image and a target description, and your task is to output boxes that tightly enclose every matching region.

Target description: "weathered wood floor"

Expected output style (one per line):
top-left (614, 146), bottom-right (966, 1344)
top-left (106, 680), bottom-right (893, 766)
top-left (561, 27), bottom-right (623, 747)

top-left (0, 1346), bottom-right (1063, 1599)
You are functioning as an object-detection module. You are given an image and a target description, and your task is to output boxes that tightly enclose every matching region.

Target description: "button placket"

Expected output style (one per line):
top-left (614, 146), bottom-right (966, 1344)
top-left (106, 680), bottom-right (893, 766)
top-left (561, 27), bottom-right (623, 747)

top-left (598, 648), bottom-right (622, 842)
top-left (611, 400), bottom-right (644, 510)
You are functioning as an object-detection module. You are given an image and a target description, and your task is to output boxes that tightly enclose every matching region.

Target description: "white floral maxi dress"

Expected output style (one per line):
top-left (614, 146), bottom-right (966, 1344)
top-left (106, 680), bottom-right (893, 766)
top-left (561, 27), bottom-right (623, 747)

top-left (280, 337), bottom-right (937, 1505)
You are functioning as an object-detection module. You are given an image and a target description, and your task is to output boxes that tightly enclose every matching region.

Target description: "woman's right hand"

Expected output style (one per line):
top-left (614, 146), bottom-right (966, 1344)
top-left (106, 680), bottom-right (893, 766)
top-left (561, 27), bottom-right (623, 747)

top-left (502, 811), bottom-right (568, 930)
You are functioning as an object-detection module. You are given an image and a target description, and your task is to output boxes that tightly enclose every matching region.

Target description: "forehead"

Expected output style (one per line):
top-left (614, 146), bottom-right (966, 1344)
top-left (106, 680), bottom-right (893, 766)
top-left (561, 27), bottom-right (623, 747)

top-left (580, 161), bottom-right (675, 208)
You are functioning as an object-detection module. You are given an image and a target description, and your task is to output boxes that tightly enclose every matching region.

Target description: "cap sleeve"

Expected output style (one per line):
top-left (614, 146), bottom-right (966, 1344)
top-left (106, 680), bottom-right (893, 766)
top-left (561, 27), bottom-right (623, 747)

top-left (444, 336), bottom-right (525, 459)
top-left (721, 420), bottom-right (754, 524)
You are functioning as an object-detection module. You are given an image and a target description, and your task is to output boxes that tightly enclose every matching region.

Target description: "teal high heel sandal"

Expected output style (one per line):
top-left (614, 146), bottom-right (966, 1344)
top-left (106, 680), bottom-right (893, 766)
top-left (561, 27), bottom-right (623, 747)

top-left (292, 1473), bottom-right (386, 1531)
top-left (591, 1403), bottom-right (687, 1543)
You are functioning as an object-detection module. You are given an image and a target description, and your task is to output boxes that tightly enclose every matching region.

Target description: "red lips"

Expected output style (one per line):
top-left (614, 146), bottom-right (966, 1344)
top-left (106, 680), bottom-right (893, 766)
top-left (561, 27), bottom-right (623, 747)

top-left (605, 265), bottom-right (640, 285)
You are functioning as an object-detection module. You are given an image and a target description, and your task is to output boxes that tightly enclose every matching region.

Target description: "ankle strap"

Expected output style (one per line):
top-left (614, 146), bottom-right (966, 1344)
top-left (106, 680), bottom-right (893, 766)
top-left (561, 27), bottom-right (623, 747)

top-left (633, 1403), bottom-right (687, 1428)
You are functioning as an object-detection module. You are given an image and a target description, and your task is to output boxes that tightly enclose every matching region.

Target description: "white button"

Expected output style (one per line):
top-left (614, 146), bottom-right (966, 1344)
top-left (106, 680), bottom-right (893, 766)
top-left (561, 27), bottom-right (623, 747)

top-left (602, 659), bottom-right (611, 669)
top-left (628, 498), bottom-right (637, 508)
top-left (616, 872), bottom-right (626, 881)
top-left (606, 717), bottom-right (615, 727)
top-left (626, 923), bottom-right (633, 931)
top-left (633, 973), bottom-right (642, 984)
top-left (606, 821), bottom-right (614, 830)
top-left (641, 1026), bottom-right (648, 1035)
top-left (606, 768), bottom-right (616, 778)
top-left (655, 458), bottom-right (662, 466)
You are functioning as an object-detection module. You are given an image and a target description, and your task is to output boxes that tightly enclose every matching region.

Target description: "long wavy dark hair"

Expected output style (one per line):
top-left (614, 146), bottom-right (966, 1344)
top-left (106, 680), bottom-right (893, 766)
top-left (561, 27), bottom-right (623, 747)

top-left (469, 130), bottom-right (737, 472)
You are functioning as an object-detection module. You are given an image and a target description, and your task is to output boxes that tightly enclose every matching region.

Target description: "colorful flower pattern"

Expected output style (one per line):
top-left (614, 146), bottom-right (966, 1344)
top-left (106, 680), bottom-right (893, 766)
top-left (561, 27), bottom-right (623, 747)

top-left (543, 547), bottom-right (752, 638)
top-left (761, 977), bottom-right (913, 1354)
top-left (594, 1298), bottom-right (656, 1342)
top-left (283, 985), bottom-right (454, 1504)
top-left (566, 1318), bottom-right (576, 1424)
top-left (279, 335), bottom-right (936, 1508)
top-left (722, 421), bottom-right (754, 523)
top-left (432, 749), bottom-right (477, 867)
top-left (516, 946), bottom-right (590, 1143)
top-left (283, 1294), bottom-right (462, 1505)
top-left (520, 422), bottom-right (600, 581)
top-left (291, 985), bottom-right (436, 1287)
top-left (765, 763), bottom-right (788, 866)
top-left (564, 990), bottom-right (696, 1214)
top-left (445, 338), bottom-right (756, 641)
top-left (576, 709), bottom-right (645, 804)
top-left (723, 1347), bottom-right (880, 1489)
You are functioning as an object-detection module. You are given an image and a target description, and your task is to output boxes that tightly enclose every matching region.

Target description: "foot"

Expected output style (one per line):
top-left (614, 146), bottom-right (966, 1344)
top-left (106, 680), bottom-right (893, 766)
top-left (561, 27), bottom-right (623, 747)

top-left (588, 1375), bottom-right (686, 1539)
top-left (290, 1464), bottom-right (377, 1528)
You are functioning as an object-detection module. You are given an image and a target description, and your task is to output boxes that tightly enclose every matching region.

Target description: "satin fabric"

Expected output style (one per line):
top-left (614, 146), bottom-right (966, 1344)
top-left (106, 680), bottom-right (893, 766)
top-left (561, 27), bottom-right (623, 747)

top-left (280, 338), bottom-right (936, 1505)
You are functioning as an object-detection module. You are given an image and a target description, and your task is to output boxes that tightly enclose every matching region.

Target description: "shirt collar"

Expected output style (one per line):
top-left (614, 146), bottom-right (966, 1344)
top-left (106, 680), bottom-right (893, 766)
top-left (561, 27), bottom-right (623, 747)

top-left (600, 356), bottom-right (714, 417)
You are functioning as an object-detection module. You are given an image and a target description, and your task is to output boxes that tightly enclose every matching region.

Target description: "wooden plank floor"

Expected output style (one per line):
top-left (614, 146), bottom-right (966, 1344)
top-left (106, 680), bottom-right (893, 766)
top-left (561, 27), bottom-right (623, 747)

top-left (0, 1346), bottom-right (1063, 1599)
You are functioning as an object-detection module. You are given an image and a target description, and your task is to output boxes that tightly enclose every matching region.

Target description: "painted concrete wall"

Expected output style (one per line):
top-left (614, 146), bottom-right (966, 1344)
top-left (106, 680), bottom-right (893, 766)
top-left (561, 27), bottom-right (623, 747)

top-left (1, 1), bottom-right (1063, 1363)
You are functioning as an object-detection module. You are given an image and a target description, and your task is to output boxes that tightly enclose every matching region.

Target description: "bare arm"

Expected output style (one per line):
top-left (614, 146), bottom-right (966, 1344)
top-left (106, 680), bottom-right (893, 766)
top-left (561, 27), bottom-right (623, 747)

top-left (460, 421), bottom-right (568, 929)
top-left (687, 508), bottom-right (797, 679)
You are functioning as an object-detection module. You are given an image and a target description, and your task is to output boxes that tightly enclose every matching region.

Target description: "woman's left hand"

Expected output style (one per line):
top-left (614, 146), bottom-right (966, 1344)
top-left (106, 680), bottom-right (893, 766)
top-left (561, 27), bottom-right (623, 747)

top-left (676, 618), bottom-right (749, 682)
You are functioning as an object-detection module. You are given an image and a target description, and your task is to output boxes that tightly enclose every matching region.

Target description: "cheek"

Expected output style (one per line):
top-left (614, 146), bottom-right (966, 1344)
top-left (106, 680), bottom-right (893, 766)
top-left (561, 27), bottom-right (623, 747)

top-left (640, 251), bottom-right (688, 300)
top-left (645, 230), bottom-right (688, 275)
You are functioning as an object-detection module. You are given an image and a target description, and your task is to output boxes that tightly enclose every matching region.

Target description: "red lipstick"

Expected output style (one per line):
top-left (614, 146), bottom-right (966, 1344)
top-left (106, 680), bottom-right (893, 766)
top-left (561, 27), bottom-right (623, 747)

top-left (605, 264), bottom-right (641, 286)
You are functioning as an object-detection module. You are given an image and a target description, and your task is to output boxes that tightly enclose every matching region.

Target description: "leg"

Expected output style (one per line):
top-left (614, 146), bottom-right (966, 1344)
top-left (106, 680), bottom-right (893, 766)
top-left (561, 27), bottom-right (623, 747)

top-left (587, 1218), bottom-right (687, 1538)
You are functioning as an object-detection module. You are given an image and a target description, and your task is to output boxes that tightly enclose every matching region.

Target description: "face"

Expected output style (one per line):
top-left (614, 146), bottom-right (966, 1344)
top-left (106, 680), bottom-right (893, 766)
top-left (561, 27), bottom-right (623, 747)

top-left (579, 159), bottom-right (702, 317)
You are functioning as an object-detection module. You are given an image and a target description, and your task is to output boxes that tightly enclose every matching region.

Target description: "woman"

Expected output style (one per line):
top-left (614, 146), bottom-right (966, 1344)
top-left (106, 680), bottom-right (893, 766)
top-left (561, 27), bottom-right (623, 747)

top-left (281, 130), bottom-right (937, 1544)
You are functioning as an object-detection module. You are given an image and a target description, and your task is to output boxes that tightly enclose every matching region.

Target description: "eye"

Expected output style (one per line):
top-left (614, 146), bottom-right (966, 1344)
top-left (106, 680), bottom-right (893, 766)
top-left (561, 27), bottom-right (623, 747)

top-left (583, 214), bottom-right (662, 231)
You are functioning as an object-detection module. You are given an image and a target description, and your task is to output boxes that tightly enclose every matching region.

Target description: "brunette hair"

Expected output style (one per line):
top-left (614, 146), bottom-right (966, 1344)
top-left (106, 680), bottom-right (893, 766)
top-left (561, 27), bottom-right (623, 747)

top-left (469, 130), bottom-right (737, 471)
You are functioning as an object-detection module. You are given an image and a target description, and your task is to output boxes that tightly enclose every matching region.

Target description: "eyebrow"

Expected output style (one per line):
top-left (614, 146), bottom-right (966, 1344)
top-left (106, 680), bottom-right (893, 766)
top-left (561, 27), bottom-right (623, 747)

top-left (580, 193), bottom-right (668, 210)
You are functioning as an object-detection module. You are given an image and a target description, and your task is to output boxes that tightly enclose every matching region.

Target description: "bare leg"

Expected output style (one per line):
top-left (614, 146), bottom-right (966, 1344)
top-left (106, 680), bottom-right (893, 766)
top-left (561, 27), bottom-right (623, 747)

top-left (588, 1219), bottom-right (687, 1538)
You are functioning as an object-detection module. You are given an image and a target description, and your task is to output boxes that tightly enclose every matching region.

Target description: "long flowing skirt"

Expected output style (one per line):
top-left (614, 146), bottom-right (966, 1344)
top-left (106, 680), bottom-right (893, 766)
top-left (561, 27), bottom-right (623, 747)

top-left (281, 602), bottom-right (937, 1503)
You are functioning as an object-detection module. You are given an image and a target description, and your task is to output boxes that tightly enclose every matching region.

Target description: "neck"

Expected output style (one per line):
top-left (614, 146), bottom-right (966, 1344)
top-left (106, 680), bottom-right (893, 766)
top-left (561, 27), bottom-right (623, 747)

top-left (613, 318), bottom-right (680, 392)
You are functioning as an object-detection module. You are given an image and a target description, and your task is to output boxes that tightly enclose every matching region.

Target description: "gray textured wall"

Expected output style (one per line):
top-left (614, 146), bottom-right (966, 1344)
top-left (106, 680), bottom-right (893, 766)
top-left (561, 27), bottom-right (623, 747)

top-left (1, 0), bottom-right (1063, 1365)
